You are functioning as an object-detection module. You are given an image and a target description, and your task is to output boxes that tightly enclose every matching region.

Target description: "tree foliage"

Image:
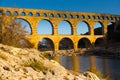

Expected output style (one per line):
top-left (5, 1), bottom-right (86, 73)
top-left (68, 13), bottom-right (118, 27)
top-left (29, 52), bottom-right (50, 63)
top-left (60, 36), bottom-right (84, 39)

top-left (0, 10), bottom-right (33, 48)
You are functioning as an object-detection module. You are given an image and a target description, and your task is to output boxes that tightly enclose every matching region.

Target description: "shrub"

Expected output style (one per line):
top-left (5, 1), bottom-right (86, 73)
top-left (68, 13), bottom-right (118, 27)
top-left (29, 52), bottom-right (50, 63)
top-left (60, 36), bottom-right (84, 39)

top-left (22, 60), bottom-right (48, 72)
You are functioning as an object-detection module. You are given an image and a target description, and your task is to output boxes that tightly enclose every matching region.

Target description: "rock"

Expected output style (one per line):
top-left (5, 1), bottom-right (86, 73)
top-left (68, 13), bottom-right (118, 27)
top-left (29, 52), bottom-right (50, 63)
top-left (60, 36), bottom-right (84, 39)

top-left (0, 44), bottom-right (100, 80)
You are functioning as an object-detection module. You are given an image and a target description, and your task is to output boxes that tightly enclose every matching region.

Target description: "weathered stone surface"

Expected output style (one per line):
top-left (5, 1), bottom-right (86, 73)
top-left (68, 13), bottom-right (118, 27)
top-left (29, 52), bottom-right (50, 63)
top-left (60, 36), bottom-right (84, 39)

top-left (0, 44), bottom-right (100, 80)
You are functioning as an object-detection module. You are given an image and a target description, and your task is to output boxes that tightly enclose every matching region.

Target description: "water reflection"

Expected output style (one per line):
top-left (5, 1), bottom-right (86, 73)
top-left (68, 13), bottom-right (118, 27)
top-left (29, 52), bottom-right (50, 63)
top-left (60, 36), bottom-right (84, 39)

top-left (54, 56), bottom-right (120, 80)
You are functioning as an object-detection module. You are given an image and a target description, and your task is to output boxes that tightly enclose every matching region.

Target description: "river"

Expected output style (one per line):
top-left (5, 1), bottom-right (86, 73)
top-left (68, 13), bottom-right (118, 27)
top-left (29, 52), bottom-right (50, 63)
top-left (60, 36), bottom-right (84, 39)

top-left (54, 55), bottom-right (120, 80)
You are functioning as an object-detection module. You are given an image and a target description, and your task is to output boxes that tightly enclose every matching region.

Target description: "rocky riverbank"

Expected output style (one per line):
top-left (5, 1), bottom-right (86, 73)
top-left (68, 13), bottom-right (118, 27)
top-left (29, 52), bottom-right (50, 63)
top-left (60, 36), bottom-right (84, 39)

top-left (0, 44), bottom-right (100, 80)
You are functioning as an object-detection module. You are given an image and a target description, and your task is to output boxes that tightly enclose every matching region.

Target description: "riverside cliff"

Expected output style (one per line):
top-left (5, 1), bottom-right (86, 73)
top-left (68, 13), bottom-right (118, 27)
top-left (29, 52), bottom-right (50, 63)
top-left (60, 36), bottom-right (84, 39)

top-left (0, 44), bottom-right (100, 80)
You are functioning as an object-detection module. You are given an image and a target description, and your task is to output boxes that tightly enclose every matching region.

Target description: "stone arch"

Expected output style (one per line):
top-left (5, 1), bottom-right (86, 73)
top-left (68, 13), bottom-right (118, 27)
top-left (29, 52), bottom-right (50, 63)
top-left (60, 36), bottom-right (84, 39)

top-left (95, 38), bottom-right (105, 47)
top-left (21, 12), bottom-right (26, 16)
top-left (78, 38), bottom-right (91, 49)
top-left (76, 21), bottom-right (90, 35)
top-left (6, 11), bottom-right (11, 16)
top-left (56, 13), bottom-right (61, 18)
top-left (13, 11), bottom-right (18, 16)
top-left (59, 38), bottom-right (74, 50)
top-left (15, 18), bottom-right (32, 34)
top-left (81, 15), bottom-right (85, 19)
top-left (28, 12), bottom-right (33, 16)
top-left (49, 13), bottom-right (54, 18)
top-left (37, 19), bottom-right (53, 34)
top-left (107, 22), bottom-right (115, 33)
top-left (62, 14), bottom-right (67, 18)
top-left (35, 12), bottom-right (40, 16)
top-left (69, 14), bottom-right (73, 18)
top-left (86, 15), bottom-right (90, 19)
top-left (58, 20), bottom-right (73, 35)
top-left (38, 38), bottom-right (54, 51)
top-left (75, 15), bottom-right (79, 19)
top-left (94, 21), bottom-right (104, 35)
top-left (42, 13), bottom-right (47, 17)
top-left (78, 38), bottom-right (92, 49)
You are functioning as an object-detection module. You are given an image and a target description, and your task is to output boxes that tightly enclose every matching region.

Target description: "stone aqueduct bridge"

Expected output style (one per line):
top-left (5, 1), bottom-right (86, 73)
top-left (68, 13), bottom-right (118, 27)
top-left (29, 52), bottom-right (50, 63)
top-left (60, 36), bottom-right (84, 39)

top-left (0, 7), bottom-right (120, 51)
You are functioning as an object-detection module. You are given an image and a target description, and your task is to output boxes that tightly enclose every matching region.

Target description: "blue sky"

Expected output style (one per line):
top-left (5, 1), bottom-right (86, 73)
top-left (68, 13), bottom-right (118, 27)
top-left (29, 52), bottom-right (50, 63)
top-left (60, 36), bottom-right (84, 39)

top-left (0, 0), bottom-right (120, 35)
top-left (1, 0), bottom-right (120, 14)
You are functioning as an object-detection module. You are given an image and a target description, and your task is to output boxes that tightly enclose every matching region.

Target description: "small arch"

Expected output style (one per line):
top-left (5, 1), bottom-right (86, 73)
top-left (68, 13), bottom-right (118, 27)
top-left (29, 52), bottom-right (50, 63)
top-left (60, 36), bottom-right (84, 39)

top-left (95, 38), bottom-right (105, 47)
top-left (49, 13), bottom-right (54, 17)
top-left (0, 10), bottom-right (2, 15)
top-left (13, 11), bottom-right (18, 16)
top-left (86, 15), bottom-right (90, 19)
top-left (38, 38), bottom-right (54, 51)
top-left (110, 17), bottom-right (113, 20)
top-left (6, 11), bottom-right (11, 16)
top-left (69, 14), bottom-right (73, 18)
top-left (77, 21), bottom-right (90, 35)
top-left (28, 12), bottom-right (33, 16)
top-left (75, 15), bottom-right (79, 19)
top-left (42, 13), bottom-right (47, 17)
top-left (21, 12), bottom-right (26, 16)
top-left (105, 16), bottom-right (109, 20)
top-left (78, 38), bottom-right (92, 49)
top-left (58, 20), bottom-right (73, 35)
top-left (35, 12), bottom-right (40, 16)
top-left (96, 16), bottom-right (100, 19)
top-left (37, 19), bottom-right (53, 34)
top-left (56, 13), bottom-right (61, 18)
top-left (81, 15), bottom-right (85, 19)
top-left (59, 38), bottom-right (74, 50)
top-left (62, 14), bottom-right (67, 18)
top-left (92, 16), bottom-right (96, 19)
top-left (94, 22), bottom-right (104, 35)
top-left (14, 18), bottom-right (32, 35)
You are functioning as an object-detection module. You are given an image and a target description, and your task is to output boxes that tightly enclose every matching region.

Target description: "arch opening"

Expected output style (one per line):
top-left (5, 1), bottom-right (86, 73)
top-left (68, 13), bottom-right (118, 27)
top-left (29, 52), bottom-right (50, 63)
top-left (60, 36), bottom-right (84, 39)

top-left (58, 20), bottom-right (73, 35)
top-left (94, 22), bottom-right (104, 35)
top-left (35, 13), bottom-right (40, 16)
top-left (6, 11), bottom-right (11, 16)
top-left (59, 38), bottom-right (74, 50)
top-left (28, 12), bottom-right (33, 16)
top-left (13, 18), bottom-right (32, 34)
top-left (37, 19), bottom-right (53, 34)
top-left (77, 21), bottom-right (90, 35)
top-left (95, 38), bottom-right (105, 47)
top-left (21, 12), bottom-right (26, 16)
top-left (38, 38), bottom-right (54, 51)
top-left (78, 38), bottom-right (91, 49)
top-left (14, 11), bottom-right (18, 16)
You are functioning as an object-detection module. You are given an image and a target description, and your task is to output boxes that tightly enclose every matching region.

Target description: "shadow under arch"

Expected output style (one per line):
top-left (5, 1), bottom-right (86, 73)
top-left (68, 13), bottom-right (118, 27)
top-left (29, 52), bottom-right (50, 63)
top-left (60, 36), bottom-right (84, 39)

top-left (37, 19), bottom-right (53, 34)
top-left (58, 20), bottom-right (73, 35)
top-left (59, 38), bottom-right (74, 50)
top-left (95, 38), bottom-right (105, 47)
top-left (14, 18), bottom-right (32, 35)
top-left (76, 21), bottom-right (90, 35)
top-left (38, 38), bottom-right (54, 51)
top-left (94, 21), bottom-right (104, 35)
top-left (78, 38), bottom-right (92, 49)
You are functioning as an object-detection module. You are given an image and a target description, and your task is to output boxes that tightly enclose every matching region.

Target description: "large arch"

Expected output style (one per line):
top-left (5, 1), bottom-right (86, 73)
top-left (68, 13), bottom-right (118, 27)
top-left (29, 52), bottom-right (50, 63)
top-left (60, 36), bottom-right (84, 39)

top-left (59, 38), bottom-right (74, 50)
top-left (76, 21), bottom-right (90, 35)
top-left (37, 19), bottom-right (53, 34)
top-left (38, 38), bottom-right (54, 51)
top-left (13, 18), bottom-right (32, 34)
top-left (58, 20), bottom-right (73, 35)
top-left (94, 22), bottom-right (104, 35)
top-left (78, 38), bottom-right (92, 49)
top-left (95, 38), bottom-right (105, 47)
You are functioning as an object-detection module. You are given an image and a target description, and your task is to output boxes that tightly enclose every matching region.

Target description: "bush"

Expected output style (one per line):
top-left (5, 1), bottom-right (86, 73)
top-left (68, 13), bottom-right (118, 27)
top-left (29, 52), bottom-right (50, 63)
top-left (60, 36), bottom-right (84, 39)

top-left (22, 60), bottom-right (48, 72)
top-left (0, 13), bottom-right (33, 48)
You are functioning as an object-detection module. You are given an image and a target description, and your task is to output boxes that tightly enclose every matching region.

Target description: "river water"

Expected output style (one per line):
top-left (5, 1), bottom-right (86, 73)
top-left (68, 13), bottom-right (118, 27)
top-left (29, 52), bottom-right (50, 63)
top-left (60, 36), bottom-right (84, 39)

top-left (54, 56), bottom-right (120, 80)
